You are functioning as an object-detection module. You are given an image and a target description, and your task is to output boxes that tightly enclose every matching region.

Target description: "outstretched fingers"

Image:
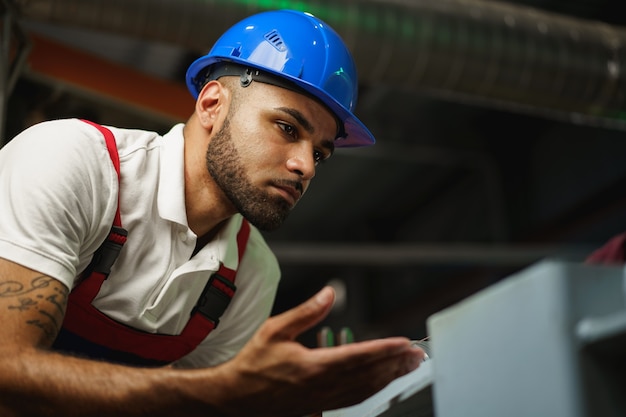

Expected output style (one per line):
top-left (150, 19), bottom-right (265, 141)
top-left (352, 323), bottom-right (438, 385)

top-left (310, 339), bottom-right (425, 409)
top-left (316, 337), bottom-right (424, 378)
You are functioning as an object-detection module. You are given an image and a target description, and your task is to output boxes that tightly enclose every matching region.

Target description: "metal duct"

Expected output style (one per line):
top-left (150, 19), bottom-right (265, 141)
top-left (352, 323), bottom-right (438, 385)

top-left (11, 0), bottom-right (626, 130)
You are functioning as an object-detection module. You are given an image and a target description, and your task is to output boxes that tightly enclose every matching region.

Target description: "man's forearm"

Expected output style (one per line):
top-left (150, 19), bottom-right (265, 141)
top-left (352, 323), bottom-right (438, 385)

top-left (0, 346), bottom-right (226, 417)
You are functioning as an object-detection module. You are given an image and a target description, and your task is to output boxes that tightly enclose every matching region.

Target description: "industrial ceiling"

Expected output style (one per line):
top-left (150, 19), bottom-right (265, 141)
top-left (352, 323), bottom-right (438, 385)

top-left (2, 0), bottom-right (626, 345)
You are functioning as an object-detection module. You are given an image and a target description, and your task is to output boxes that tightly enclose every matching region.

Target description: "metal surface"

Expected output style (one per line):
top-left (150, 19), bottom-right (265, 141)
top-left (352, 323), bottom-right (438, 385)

top-left (428, 260), bottom-right (626, 417)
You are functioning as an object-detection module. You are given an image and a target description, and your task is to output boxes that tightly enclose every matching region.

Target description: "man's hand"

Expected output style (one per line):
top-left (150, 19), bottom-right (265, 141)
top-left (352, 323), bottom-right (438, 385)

top-left (0, 257), bottom-right (424, 417)
top-left (213, 286), bottom-right (425, 417)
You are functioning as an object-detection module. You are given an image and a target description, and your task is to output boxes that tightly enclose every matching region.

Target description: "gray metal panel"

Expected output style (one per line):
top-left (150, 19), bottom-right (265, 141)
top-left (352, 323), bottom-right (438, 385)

top-left (427, 260), bottom-right (624, 417)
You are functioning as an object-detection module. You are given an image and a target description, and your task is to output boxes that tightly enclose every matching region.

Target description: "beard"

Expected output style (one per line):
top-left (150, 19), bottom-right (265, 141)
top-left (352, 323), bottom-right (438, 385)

top-left (205, 118), bottom-right (293, 231)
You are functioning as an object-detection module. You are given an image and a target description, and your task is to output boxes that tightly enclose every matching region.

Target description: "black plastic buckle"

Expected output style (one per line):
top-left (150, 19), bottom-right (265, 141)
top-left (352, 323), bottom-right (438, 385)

top-left (194, 273), bottom-right (237, 328)
top-left (91, 226), bottom-right (128, 276)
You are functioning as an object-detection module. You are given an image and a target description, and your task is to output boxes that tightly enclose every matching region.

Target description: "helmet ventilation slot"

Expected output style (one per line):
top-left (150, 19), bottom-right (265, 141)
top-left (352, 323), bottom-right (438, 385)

top-left (264, 30), bottom-right (287, 52)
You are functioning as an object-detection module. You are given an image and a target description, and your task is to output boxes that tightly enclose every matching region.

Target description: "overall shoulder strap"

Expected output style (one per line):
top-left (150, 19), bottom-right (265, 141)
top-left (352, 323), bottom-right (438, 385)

top-left (81, 119), bottom-right (123, 228)
top-left (77, 120), bottom-right (128, 281)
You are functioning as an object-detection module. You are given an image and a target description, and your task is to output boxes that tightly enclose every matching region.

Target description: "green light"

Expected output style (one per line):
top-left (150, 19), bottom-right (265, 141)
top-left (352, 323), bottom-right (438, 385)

top-left (211, 0), bottom-right (432, 40)
top-left (401, 16), bottom-right (415, 39)
top-left (290, 2), bottom-right (308, 12)
top-left (363, 10), bottom-right (378, 32)
top-left (384, 10), bottom-right (398, 33)
top-left (603, 109), bottom-right (626, 120)
top-left (436, 27), bottom-right (452, 44)
top-left (257, 0), bottom-right (275, 9)
top-left (212, 0), bottom-right (353, 29)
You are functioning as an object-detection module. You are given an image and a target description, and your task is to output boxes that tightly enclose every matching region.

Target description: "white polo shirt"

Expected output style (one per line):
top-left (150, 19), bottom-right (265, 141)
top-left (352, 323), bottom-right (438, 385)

top-left (0, 118), bottom-right (280, 368)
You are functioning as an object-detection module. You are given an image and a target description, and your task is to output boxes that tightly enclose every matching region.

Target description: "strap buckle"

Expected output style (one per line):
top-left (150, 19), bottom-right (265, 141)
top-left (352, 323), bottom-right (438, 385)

top-left (90, 226), bottom-right (128, 276)
top-left (194, 272), bottom-right (237, 328)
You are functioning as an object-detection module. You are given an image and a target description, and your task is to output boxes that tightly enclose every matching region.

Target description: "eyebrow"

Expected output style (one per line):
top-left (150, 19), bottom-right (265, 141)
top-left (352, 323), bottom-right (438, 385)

top-left (275, 107), bottom-right (336, 155)
top-left (276, 106), bottom-right (315, 134)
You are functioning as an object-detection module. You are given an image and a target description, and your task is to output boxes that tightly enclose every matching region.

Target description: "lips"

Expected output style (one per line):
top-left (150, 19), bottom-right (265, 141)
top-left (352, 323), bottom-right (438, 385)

top-left (273, 182), bottom-right (303, 206)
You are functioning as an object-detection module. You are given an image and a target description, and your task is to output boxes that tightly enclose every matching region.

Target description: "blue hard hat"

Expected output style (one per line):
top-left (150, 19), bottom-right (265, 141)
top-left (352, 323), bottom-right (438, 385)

top-left (185, 9), bottom-right (375, 147)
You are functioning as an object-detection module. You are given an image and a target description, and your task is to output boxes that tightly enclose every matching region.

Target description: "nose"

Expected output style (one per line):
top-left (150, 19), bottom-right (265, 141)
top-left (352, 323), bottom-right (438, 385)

top-left (286, 145), bottom-right (316, 181)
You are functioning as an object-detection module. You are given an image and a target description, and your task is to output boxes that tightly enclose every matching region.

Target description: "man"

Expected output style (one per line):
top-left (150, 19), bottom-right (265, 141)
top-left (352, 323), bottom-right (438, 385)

top-left (0, 9), bottom-right (424, 416)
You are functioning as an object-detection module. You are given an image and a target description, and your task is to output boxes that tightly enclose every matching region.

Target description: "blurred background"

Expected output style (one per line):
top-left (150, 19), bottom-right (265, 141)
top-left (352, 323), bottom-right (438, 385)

top-left (2, 0), bottom-right (626, 346)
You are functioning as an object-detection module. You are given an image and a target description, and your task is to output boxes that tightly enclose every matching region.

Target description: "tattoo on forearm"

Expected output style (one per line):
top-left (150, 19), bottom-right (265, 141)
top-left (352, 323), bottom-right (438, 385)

top-left (0, 275), bottom-right (56, 297)
top-left (1, 275), bottom-right (68, 339)
top-left (8, 297), bottom-right (38, 311)
top-left (27, 311), bottom-right (59, 340)
top-left (46, 289), bottom-right (67, 315)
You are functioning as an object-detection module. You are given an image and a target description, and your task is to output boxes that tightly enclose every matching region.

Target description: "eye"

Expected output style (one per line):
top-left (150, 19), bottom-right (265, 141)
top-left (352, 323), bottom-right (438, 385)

top-left (278, 122), bottom-right (297, 138)
top-left (313, 149), bottom-right (331, 166)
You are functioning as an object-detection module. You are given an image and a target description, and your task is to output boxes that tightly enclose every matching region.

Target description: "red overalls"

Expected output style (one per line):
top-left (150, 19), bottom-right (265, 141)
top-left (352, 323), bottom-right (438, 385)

top-left (52, 120), bottom-right (250, 366)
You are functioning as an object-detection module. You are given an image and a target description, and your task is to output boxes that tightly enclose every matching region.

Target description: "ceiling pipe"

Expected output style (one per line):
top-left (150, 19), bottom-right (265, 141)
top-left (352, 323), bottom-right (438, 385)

top-left (269, 242), bottom-right (594, 267)
top-left (11, 0), bottom-right (626, 130)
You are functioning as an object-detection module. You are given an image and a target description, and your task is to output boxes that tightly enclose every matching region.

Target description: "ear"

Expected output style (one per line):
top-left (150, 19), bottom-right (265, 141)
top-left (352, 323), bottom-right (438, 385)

top-left (195, 80), bottom-right (229, 130)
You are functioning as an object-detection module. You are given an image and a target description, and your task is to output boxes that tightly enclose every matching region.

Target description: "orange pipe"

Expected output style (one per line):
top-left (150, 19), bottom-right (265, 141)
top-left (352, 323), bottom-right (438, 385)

top-left (26, 34), bottom-right (194, 122)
